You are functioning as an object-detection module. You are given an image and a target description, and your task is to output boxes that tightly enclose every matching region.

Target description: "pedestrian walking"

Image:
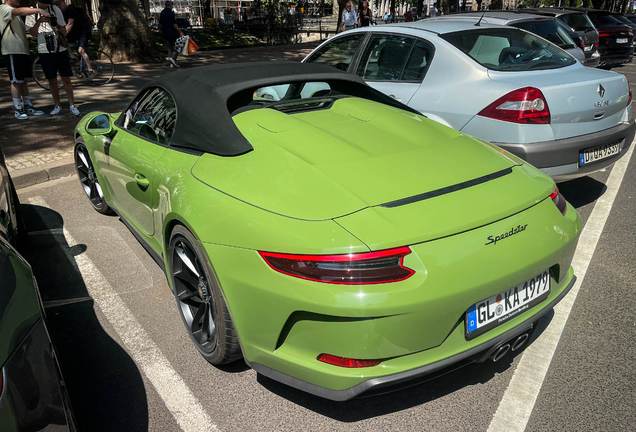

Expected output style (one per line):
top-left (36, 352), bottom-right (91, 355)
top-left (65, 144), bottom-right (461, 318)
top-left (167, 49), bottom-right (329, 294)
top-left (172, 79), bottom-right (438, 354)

top-left (160, 1), bottom-right (183, 68)
top-left (1, 0), bottom-right (48, 120)
top-left (26, 0), bottom-right (80, 117)
top-left (358, 1), bottom-right (372, 27)
top-left (429, 2), bottom-right (438, 17)
top-left (341, 2), bottom-right (357, 31)
top-left (54, 0), bottom-right (94, 79)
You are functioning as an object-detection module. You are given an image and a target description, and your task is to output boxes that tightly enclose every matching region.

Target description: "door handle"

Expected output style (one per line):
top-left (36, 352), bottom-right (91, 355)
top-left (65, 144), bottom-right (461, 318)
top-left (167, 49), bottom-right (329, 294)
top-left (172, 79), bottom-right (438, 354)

top-left (389, 94), bottom-right (402, 102)
top-left (103, 136), bottom-right (112, 156)
top-left (134, 173), bottom-right (150, 188)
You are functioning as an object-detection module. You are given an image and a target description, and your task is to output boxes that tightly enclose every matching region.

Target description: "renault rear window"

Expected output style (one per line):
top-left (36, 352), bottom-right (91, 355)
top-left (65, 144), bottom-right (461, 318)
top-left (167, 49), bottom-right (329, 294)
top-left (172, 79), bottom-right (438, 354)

top-left (440, 28), bottom-right (576, 71)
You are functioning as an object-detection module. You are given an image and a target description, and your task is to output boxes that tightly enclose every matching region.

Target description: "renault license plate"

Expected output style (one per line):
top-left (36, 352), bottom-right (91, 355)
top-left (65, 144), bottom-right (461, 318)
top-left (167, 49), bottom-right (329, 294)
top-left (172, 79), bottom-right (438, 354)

top-left (580, 140), bottom-right (621, 165)
top-left (465, 271), bottom-right (550, 339)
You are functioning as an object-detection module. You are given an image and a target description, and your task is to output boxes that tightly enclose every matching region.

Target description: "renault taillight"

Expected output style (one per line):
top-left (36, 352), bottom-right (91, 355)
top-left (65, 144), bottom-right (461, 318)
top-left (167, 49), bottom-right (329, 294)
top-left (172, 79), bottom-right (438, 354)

top-left (478, 87), bottom-right (550, 125)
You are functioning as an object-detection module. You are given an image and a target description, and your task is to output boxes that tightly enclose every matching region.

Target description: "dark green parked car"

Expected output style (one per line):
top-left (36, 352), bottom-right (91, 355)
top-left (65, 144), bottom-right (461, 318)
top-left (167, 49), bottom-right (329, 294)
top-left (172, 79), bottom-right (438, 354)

top-left (0, 147), bottom-right (75, 431)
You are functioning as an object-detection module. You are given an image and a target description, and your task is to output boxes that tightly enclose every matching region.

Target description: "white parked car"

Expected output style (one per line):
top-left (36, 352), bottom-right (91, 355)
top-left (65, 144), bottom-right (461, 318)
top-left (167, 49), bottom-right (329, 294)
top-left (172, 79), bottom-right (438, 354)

top-left (303, 19), bottom-right (635, 179)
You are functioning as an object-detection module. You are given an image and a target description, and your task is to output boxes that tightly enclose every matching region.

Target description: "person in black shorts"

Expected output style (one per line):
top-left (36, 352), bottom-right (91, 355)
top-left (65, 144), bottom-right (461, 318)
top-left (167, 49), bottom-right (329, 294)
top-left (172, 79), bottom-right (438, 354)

top-left (1, 0), bottom-right (49, 119)
top-left (26, 0), bottom-right (80, 117)
top-left (53, 0), bottom-right (94, 79)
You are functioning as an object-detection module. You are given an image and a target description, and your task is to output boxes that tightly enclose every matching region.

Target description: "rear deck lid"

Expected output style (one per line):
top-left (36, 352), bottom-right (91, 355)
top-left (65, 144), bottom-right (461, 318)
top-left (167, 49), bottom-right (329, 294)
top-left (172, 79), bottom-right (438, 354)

top-left (191, 98), bottom-right (517, 221)
top-left (335, 163), bottom-right (555, 251)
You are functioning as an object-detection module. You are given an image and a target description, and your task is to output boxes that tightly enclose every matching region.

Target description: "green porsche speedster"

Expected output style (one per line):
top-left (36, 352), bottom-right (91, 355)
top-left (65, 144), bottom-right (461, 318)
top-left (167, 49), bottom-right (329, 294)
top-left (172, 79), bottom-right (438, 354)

top-left (73, 62), bottom-right (582, 400)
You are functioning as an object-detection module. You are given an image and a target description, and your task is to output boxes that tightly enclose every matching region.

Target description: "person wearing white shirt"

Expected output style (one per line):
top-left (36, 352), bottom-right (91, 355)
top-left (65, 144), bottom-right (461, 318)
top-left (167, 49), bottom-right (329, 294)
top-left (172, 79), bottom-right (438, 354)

top-left (25, 0), bottom-right (79, 117)
top-left (429, 2), bottom-right (438, 17)
top-left (342, 2), bottom-right (357, 31)
top-left (0, 0), bottom-right (49, 119)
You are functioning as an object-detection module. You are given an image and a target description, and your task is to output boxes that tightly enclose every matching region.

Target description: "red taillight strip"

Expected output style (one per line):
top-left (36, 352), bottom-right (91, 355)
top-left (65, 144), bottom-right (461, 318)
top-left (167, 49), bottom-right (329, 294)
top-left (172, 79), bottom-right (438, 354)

top-left (259, 246), bottom-right (415, 285)
top-left (260, 246), bottom-right (411, 263)
top-left (550, 189), bottom-right (559, 200)
top-left (317, 353), bottom-right (383, 368)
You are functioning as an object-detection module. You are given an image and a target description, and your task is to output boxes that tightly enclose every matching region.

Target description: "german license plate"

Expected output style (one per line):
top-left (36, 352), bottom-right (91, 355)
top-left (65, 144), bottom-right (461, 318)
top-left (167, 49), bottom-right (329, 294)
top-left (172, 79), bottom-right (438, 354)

top-left (584, 45), bottom-right (592, 52)
top-left (580, 140), bottom-right (621, 165)
top-left (617, 38), bottom-right (628, 44)
top-left (465, 271), bottom-right (550, 339)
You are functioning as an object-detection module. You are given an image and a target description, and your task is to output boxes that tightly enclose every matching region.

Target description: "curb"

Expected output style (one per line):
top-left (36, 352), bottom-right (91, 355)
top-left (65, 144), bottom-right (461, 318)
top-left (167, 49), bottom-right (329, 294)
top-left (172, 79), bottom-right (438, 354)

top-left (12, 158), bottom-right (75, 190)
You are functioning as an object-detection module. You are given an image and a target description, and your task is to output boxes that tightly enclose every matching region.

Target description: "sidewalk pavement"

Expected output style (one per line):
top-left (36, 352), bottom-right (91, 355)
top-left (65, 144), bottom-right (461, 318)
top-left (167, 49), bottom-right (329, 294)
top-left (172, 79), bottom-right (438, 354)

top-left (1, 42), bottom-right (320, 189)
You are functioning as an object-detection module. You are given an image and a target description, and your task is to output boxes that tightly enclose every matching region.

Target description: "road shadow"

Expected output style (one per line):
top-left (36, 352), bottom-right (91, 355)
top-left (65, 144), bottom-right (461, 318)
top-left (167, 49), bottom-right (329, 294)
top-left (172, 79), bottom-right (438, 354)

top-left (20, 204), bottom-right (149, 432)
top-left (256, 310), bottom-right (554, 421)
top-left (557, 176), bottom-right (607, 209)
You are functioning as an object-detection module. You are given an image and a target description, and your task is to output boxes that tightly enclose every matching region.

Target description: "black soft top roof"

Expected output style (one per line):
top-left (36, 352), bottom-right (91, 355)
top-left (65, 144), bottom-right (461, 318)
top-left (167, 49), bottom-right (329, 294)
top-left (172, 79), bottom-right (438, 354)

top-left (138, 62), bottom-right (421, 156)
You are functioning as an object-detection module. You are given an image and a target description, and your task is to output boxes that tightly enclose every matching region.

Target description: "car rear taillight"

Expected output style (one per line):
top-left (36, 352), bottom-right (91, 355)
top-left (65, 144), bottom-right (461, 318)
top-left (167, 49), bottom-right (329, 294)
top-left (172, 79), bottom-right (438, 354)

top-left (629, 86), bottom-right (633, 106)
top-left (550, 188), bottom-right (567, 216)
top-left (578, 38), bottom-right (586, 50)
top-left (478, 87), bottom-right (550, 125)
top-left (599, 31), bottom-right (611, 38)
top-left (594, 36), bottom-right (599, 48)
top-left (259, 246), bottom-right (414, 285)
top-left (317, 354), bottom-right (383, 368)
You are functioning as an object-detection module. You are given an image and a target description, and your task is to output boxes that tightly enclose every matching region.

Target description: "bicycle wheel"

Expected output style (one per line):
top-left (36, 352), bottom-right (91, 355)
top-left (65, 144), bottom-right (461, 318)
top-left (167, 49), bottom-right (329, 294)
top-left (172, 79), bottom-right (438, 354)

top-left (86, 50), bottom-right (114, 85)
top-left (32, 56), bottom-right (65, 90)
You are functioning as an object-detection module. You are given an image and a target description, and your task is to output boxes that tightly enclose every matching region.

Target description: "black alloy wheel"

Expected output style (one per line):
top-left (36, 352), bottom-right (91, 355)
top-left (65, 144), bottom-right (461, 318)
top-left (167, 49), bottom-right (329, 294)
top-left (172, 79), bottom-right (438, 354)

top-left (74, 141), bottom-right (112, 215)
top-left (169, 225), bottom-right (241, 365)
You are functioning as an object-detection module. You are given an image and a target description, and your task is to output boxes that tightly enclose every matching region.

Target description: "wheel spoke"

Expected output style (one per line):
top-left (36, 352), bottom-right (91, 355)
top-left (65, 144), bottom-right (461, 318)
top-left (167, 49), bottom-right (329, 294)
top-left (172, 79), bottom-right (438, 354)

top-left (201, 304), bottom-right (211, 343)
top-left (77, 149), bottom-right (90, 169)
top-left (177, 287), bottom-right (200, 301)
top-left (95, 182), bottom-right (104, 198)
top-left (175, 245), bottom-right (200, 277)
top-left (175, 271), bottom-right (199, 289)
top-left (77, 164), bottom-right (89, 177)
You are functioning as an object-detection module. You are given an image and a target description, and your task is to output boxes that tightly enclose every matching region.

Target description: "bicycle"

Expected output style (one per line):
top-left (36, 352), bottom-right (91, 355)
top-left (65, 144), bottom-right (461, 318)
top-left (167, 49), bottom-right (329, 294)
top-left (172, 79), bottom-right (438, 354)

top-left (32, 45), bottom-right (115, 90)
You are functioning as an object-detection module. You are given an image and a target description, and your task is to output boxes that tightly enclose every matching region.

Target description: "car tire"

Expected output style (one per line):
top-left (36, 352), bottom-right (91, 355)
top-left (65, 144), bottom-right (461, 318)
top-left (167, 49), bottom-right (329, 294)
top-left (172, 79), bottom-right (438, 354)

top-left (74, 140), bottom-right (113, 215)
top-left (169, 225), bottom-right (242, 365)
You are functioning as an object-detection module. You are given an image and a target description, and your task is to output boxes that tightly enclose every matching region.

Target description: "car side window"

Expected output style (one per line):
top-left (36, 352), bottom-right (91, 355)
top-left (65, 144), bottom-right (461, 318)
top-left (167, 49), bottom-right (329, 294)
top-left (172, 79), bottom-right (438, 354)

top-left (401, 40), bottom-right (433, 81)
top-left (355, 34), bottom-right (419, 81)
top-left (122, 87), bottom-right (176, 145)
top-left (305, 34), bottom-right (365, 71)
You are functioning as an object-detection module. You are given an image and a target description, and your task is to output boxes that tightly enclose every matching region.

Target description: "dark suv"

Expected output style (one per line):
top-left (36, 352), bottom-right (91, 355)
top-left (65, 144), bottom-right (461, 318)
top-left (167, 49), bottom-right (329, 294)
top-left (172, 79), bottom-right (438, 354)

top-left (524, 8), bottom-right (600, 67)
top-left (569, 8), bottom-right (633, 68)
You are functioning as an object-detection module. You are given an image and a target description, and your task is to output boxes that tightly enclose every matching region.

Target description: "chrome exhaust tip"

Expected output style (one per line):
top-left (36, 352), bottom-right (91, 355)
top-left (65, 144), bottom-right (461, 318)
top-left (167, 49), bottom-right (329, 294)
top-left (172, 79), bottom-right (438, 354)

top-left (491, 344), bottom-right (510, 362)
top-left (511, 333), bottom-right (530, 352)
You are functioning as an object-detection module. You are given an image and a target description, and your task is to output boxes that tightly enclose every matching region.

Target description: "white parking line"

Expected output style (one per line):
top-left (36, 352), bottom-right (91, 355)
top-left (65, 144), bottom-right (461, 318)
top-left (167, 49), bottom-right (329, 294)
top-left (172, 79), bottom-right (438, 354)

top-left (487, 142), bottom-right (635, 432)
top-left (28, 197), bottom-right (219, 432)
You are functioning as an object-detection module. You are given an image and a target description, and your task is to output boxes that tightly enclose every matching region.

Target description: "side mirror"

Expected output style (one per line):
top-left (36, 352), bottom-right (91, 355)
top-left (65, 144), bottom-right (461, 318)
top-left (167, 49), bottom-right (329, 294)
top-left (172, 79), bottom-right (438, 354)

top-left (85, 114), bottom-right (112, 135)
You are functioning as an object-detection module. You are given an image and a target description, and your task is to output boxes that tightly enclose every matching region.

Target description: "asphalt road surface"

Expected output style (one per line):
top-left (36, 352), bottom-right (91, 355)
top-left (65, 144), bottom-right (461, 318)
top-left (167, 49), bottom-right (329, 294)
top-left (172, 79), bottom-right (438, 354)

top-left (16, 66), bottom-right (636, 432)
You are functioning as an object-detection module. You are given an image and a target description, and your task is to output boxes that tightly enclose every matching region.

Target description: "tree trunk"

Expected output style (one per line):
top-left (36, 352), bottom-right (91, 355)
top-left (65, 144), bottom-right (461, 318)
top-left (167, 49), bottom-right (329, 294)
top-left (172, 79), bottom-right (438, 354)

top-left (98, 0), bottom-right (158, 62)
top-left (139, 0), bottom-right (150, 19)
top-left (590, 0), bottom-right (604, 8)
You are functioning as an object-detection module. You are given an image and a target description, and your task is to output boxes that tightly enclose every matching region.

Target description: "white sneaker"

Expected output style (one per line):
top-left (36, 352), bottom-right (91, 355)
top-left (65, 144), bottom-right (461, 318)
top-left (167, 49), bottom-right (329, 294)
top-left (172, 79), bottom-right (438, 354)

top-left (169, 57), bottom-right (180, 68)
top-left (24, 104), bottom-right (44, 116)
top-left (14, 108), bottom-right (28, 120)
top-left (70, 105), bottom-right (80, 117)
top-left (50, 106), bottom-right (62, 116)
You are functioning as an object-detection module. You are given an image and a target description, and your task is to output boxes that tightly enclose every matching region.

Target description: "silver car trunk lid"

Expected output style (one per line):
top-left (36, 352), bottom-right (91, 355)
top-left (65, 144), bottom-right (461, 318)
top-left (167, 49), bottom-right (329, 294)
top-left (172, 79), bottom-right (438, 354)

top-left (488, 65), bottom-right (630, 140)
